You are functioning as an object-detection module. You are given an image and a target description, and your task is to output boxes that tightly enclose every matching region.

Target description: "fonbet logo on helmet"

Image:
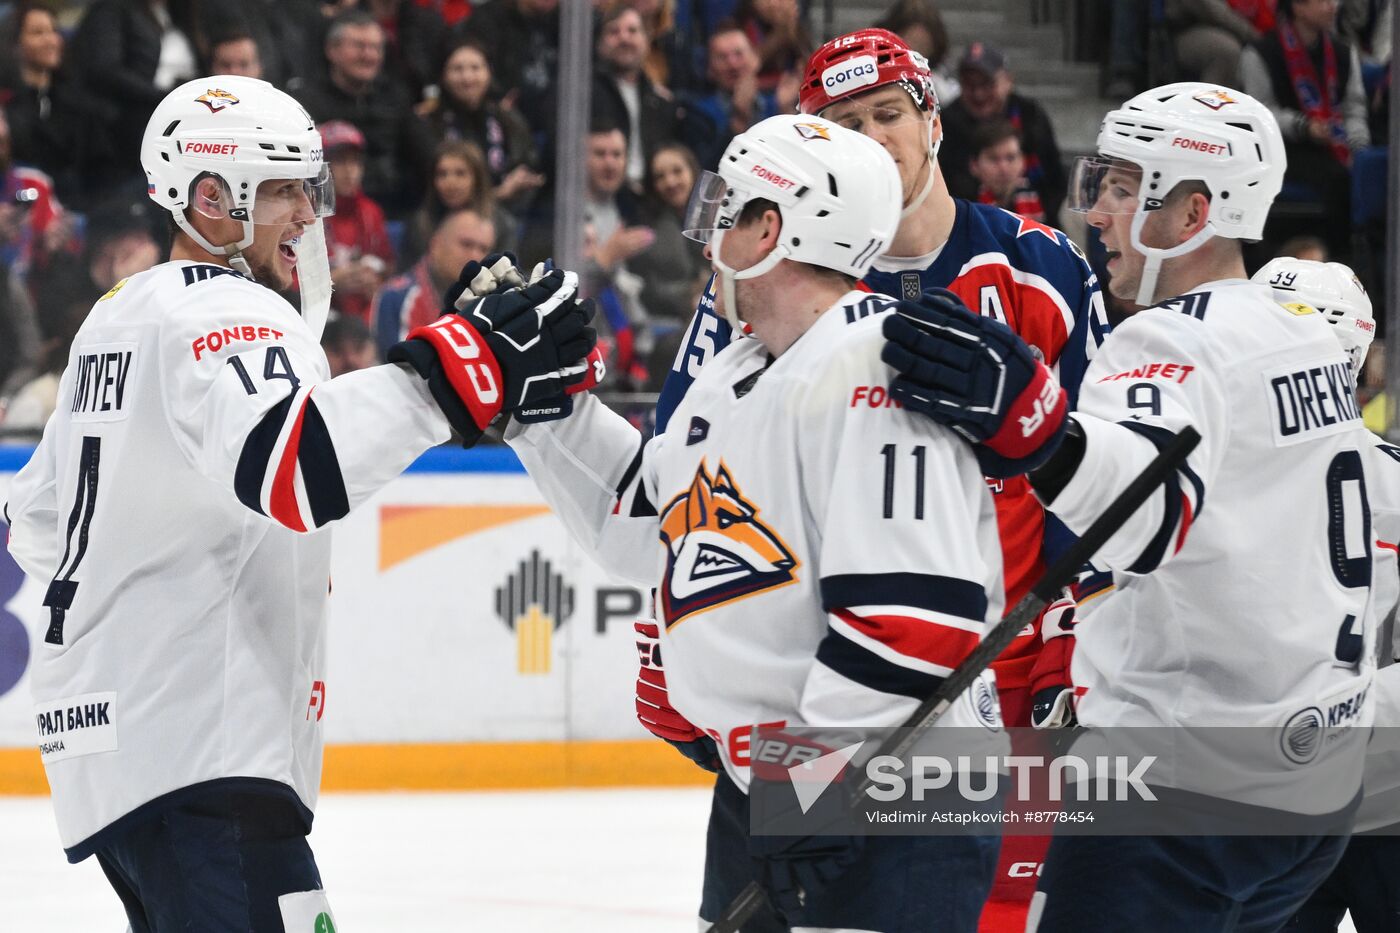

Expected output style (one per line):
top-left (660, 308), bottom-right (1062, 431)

top-left (195, 88), bottom-right (240, 113)
top-left (821, 54), bottom-right (878, 94)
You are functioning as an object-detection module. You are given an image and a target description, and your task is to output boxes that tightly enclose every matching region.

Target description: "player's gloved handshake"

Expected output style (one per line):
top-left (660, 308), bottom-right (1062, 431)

top-left (634, 620), bottom-right (721, 772)
top-left (389, 253), bottom-right (604, 446)
top-left (881, 288), bottom-right (1068, 477)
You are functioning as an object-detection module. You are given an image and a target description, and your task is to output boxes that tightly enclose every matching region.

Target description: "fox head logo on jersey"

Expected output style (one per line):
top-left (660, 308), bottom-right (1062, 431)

top-left (659, 460), bottom-right (799, 628)
top-left (195, 88), bottom-right (240, 112)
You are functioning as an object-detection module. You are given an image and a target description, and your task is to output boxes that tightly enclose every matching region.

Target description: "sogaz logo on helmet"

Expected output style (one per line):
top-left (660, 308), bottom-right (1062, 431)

top-left (822, 55), bottom-right (879, 94)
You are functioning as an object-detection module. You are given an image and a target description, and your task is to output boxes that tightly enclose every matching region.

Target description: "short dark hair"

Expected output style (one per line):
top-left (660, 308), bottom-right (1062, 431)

top-left (321, 313), bottom-right (374, 352)
top-left (968, 120), bottom-right (1020, 159)
top-left (874, 0), bottom-right (951, 68)
top-left (326, 9), bottom-right (379, 47)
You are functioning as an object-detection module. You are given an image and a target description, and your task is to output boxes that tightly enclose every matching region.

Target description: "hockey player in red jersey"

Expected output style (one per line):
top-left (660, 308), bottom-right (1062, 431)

top-left (646, 29), bottom-right (1110, 929)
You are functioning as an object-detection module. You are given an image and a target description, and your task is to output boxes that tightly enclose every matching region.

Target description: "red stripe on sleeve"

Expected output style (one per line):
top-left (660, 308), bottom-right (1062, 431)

top-left (269, 392), bottom-right (311, 533)
top-left (833, 608), bottom-right (981, 671)
top-left (1174, 492), bottom-right (1193, 554)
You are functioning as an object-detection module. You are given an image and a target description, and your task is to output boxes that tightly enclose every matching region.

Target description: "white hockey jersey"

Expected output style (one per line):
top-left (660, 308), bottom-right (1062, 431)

top-left (1356, 433), bottom-right (1400, 830)
top-left (508, 291), bottom-right (1005, 790)
top-left (4, 261), bottom-right (449, 857)
top-left (1045, 279), bottom-right (1375, 812)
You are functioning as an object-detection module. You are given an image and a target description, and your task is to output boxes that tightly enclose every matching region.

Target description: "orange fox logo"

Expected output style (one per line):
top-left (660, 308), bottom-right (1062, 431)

top-left (195, 89), bottom-right (240, 112)
top-left (659, 460), bottom-right (798, 627)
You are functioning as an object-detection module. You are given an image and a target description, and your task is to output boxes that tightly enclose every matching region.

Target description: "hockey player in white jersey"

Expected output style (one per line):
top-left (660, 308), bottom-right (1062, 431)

top-left (505, 113), bottom-right (1011, 930)
top-left (2, 76), bottom-right (596, 931)
top-left (1252, 257), bottom-right (1400, 932)
top-left (879, 83), bottom-right (1376, 930)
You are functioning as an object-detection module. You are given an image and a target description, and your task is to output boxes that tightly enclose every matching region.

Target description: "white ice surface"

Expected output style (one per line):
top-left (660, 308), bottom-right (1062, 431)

top-left (0, 789), bottom-right (1363, 932)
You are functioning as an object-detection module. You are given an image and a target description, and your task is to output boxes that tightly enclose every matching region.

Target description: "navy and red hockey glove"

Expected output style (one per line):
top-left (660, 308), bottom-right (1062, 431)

top-left (881, 288), bottom-right (1068, 477)
top-left (747, 732), bottom-right (864, 918)
top-left (1028, 592), bottom-right (1078, 729)
top-left (388, 269), bottom-right (597, 446)
top-left (634, 621), bottom-right (721, 772)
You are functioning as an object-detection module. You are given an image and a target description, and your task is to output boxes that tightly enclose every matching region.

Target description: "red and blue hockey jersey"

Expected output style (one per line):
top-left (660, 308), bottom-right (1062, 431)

top-left (657, 199), bottom-right (1109, 691)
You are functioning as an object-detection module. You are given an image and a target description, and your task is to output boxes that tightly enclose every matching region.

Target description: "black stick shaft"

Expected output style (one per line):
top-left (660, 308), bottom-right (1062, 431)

top-left (707, 426), bottom-right (1201, 933)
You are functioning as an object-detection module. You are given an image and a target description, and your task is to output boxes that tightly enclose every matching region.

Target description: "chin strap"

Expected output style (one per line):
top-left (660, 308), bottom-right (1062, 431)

top-left (900, 111), bottom-right (943, 220)
top-left (1129, 209), bottom-right (1218, 306)
top-left (710, 227), bottom-right (789, 335)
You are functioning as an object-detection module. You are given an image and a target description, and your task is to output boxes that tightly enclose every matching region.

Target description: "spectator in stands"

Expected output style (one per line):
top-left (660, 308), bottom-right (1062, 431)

top-left (1241, 0), bottom-right (1370, 260)
top-left (421, 38), bottom-right (544, 211)
top-left (410, 139), bottom-right (517, 264)
top-left (629, 141), bottom-right (708, 323)
top-left (594, 4), bottom-right (682, 193)
top-left (455, 0), bottom-right (560, 144)
top-left (322, 120), bottom-right (394, 323)
top-left (198, 0), bottom-right (318, 86)
top-left (290, 9), bottom-right (435, 216)
top-left (683, 23), bottom-right (787, 170)
top-left (207, 29), bottom-right (262, 78)
top-left (371, 207), bottom-right (495, 354)
top-left (69, 0), bottom-right (199, 190)
top-left (874, 0), bottom-right (959, 103)
top-left (1164, 0), bottom-right (1270, 86)
top-left (321, 313), bottom-right (380, 376)
top-left (966, 121), bottom-right (1046, 222)
top-left (625, 0), bottom-right (687, 91)
top-left (735, 0), bottom-right (813, 92)
top-left (0, 107), bottom-right (73, 282)
top-left (363, 0), bottom-right (445, 102)
top-left (939, 43), bottom-right (1067, 221)
top-left (581, 123), bottom-right (650, 279)
top-left (1105, 0), bottom-right (1149, 97)
top-left (1, 3), bottom-right (105, 201)
top-left (418, 0), bottom-right (472, 28)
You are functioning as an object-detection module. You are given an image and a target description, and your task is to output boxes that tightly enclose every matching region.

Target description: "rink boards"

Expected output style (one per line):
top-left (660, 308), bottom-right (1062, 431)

top-left (0, 445), bottom-right (706, 793)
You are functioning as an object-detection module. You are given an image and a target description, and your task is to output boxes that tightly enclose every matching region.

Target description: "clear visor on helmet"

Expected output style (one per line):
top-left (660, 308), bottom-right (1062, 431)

top-left (681, 170), bottom-right (736, 244)
top-left (248, 165), bottom-right (334, 224)
top-left (193, 165), bottom-right (335, 225)
top-left (1066, 156), bottom-right (1144, 216)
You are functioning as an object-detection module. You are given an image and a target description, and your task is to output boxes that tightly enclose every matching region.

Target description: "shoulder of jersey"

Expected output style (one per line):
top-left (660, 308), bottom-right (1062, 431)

top-left (142, 261), bottom-right (301, 322)
top-left (787, 292), bottom-right (900, 379)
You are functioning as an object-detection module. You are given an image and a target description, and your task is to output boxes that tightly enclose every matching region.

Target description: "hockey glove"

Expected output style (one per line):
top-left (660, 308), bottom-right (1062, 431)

top-left (444, 252), bottom-right (528, 309)
top-left (388, 269), bottom-right (597, 446)
top-left (881, 288), bottom-right (1069, 478)
top-left (634, 621), bottom-right (721, 772)
top-left (1028, 592), bottom-right (1077, 729)
top-left (749, 832), bottom-right (865, 918)
top-left (449, 254), bottom-right (606, 423)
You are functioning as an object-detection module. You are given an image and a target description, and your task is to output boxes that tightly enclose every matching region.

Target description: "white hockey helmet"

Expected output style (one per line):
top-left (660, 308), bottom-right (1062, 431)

top-left (1253, 257), bottom-right (1375, 379)
top-left (142, 76), bottom-right (333, 278)
top-left (1068, 83), bottom-right (1285, 304)
top-left (682, 113), bottom-right (901, 332)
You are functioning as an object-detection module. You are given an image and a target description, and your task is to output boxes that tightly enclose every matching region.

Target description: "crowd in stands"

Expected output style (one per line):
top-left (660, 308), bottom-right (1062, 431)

top-left (0, 0), bottom-right (1392, 436)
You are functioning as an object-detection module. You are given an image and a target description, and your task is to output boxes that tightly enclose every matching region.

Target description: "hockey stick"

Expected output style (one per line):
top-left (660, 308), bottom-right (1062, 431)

top-left (705, 425), bottom-right (1203, 933)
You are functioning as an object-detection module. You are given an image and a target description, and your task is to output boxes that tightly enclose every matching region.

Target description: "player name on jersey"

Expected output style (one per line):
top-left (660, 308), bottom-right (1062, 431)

top-left (70, 345), bottom-right (135, 421)
top-left (1267, 359), bottom-right (1360, 444)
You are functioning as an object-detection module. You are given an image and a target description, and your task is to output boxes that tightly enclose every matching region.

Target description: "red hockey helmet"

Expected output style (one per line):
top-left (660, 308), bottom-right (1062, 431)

top-left (798, 28), bottom-right (937, 116)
